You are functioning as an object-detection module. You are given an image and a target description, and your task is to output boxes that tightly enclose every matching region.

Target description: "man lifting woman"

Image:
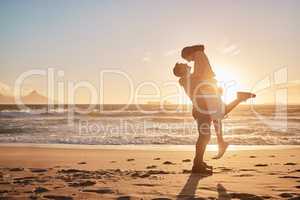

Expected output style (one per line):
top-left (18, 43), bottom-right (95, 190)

top-left (173, 45), bottom-right (256, 174)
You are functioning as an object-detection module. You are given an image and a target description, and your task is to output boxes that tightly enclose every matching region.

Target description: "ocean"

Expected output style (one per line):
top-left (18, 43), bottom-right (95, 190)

top-left (0, 104), bottom-right (299, 145)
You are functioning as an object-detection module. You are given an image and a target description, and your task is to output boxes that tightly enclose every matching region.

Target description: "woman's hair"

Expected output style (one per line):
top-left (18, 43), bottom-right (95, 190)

top-left (173, 63), bottom-right (189, 77)
top-left (181, 45), bottom-right (204, 59)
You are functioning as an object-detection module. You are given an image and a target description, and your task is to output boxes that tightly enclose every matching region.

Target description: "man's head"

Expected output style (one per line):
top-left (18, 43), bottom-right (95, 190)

top-left (181, 45), bottom-right (204, 61)
top-left (173, 63), bottom-right (191, 77)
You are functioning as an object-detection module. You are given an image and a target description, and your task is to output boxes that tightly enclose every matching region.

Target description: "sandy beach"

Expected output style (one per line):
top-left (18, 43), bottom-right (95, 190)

top-left (0, 145), bottom-right (299, 199)
top-left (1, 0), bottom-right (299, 199)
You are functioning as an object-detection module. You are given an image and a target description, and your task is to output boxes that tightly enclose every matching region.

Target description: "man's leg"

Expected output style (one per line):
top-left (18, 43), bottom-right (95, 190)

top-left (192, 116), bottom-right (212, 174)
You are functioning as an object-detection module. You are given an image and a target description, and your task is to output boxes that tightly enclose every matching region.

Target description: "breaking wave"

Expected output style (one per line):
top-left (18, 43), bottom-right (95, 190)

top-left (0, 104), bottom-right (300, 145)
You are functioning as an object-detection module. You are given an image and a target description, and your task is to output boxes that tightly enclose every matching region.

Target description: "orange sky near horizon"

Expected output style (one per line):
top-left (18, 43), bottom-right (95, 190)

top-left (0, 1), bottom-right (299, 104)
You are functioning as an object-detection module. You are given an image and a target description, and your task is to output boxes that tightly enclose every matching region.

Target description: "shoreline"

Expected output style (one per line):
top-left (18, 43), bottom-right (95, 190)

top-left (0, 143), bottom-right (300, 151)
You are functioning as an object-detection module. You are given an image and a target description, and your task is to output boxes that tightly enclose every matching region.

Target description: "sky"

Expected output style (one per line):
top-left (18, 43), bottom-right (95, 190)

top-left (0, 0), bottom-right (299, 104)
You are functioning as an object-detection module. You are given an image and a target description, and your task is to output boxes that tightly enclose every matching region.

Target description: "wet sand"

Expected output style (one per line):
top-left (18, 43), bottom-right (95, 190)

top-left (0, 145), bottom-right (299, 199)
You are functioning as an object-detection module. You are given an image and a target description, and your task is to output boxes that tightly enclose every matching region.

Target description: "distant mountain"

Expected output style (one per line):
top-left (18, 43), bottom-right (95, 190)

top-left (21, 90), bottom-right (49, 104)
top-left (0, 90), bottom-right (50, 104)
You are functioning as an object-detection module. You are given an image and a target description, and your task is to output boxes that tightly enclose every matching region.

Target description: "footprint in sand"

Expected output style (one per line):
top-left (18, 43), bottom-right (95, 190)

top-left (116, 196), bottom-right (131, 200)
top-left (130, 171), bottom-right (151, 178)
top-left (82, 187), bottom-right (114, 194)
top-left (30, 168), bottom-right (48, 173)
top-left (34, 187), bottom-right (49, 193)
top-left (218, 167), bottom-right (233, 172)
top-left (9, 167), bottom-right (24, 172)
top-left (279, 193), bottom-right (294, 198)
top-left (43, 195), bottom-right (73, 200)
top-left (240, 168), bottom-right (258, 172)
top-left (58, 169), bottom-right (86, 173)
top-left (285, 162), bottom-right (297, 166)
top-left (229, 192), bottom-right (265, 200)
top-left (68, 180), bottom-right (96, 187)
top-left (13, 176), bottom-right (37, 185)
top-left (163, 161), bottom-right (175, 165)
top-left (127, 158), bottom-right (135, 162)
top-left (146, 165), bottom-right (157, 169)
top-left (233, 174), bottom-right (254, 177)
top-left (133, 183), bottom-right (159, 187)
top-left (77, 162), bottom-right (87, 165)
top-left (279, 175), bottom-right (300, 179)
top-left (268, 172), bottom-right (280, 175)
top-left (53, 186), bottom-right (64, 189)
top-left (182, 169), bottom-right (192, 174)
top-left (182, 159), bottom-right (191, 162)
top-left (254, 164), bottom-right (268, 167)
top-left (153, 158), bottom-right (161, 160)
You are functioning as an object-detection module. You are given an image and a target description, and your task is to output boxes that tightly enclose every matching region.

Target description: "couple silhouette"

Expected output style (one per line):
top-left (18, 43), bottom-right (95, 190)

top-left (173, 45), bottom-right (256, 174)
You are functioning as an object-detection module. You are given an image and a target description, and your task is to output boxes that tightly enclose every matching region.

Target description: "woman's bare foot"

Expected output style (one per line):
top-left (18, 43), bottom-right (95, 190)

top-left (237, 92), bottom-right (256, 101)
top-left (212, 142), bottom-right (229, 159)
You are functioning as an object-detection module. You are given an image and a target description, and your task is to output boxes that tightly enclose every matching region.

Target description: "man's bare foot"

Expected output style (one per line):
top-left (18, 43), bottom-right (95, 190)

top-left (192, 164), bottom-right (213, 175)
top-left (202, 162), bottom-right (213, 170)
top-left (212, 142), bottom-right (229, 159)
top-left (237, 92), bottom-right (256, 101)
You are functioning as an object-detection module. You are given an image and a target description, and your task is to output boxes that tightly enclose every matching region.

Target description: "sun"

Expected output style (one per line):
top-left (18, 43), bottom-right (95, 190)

top-left (214, 66), bottom-right (241, 104)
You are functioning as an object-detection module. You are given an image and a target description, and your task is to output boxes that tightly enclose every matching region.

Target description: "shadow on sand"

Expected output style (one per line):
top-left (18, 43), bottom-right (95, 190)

top-left (177, 173), bottom-right (231, 200)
